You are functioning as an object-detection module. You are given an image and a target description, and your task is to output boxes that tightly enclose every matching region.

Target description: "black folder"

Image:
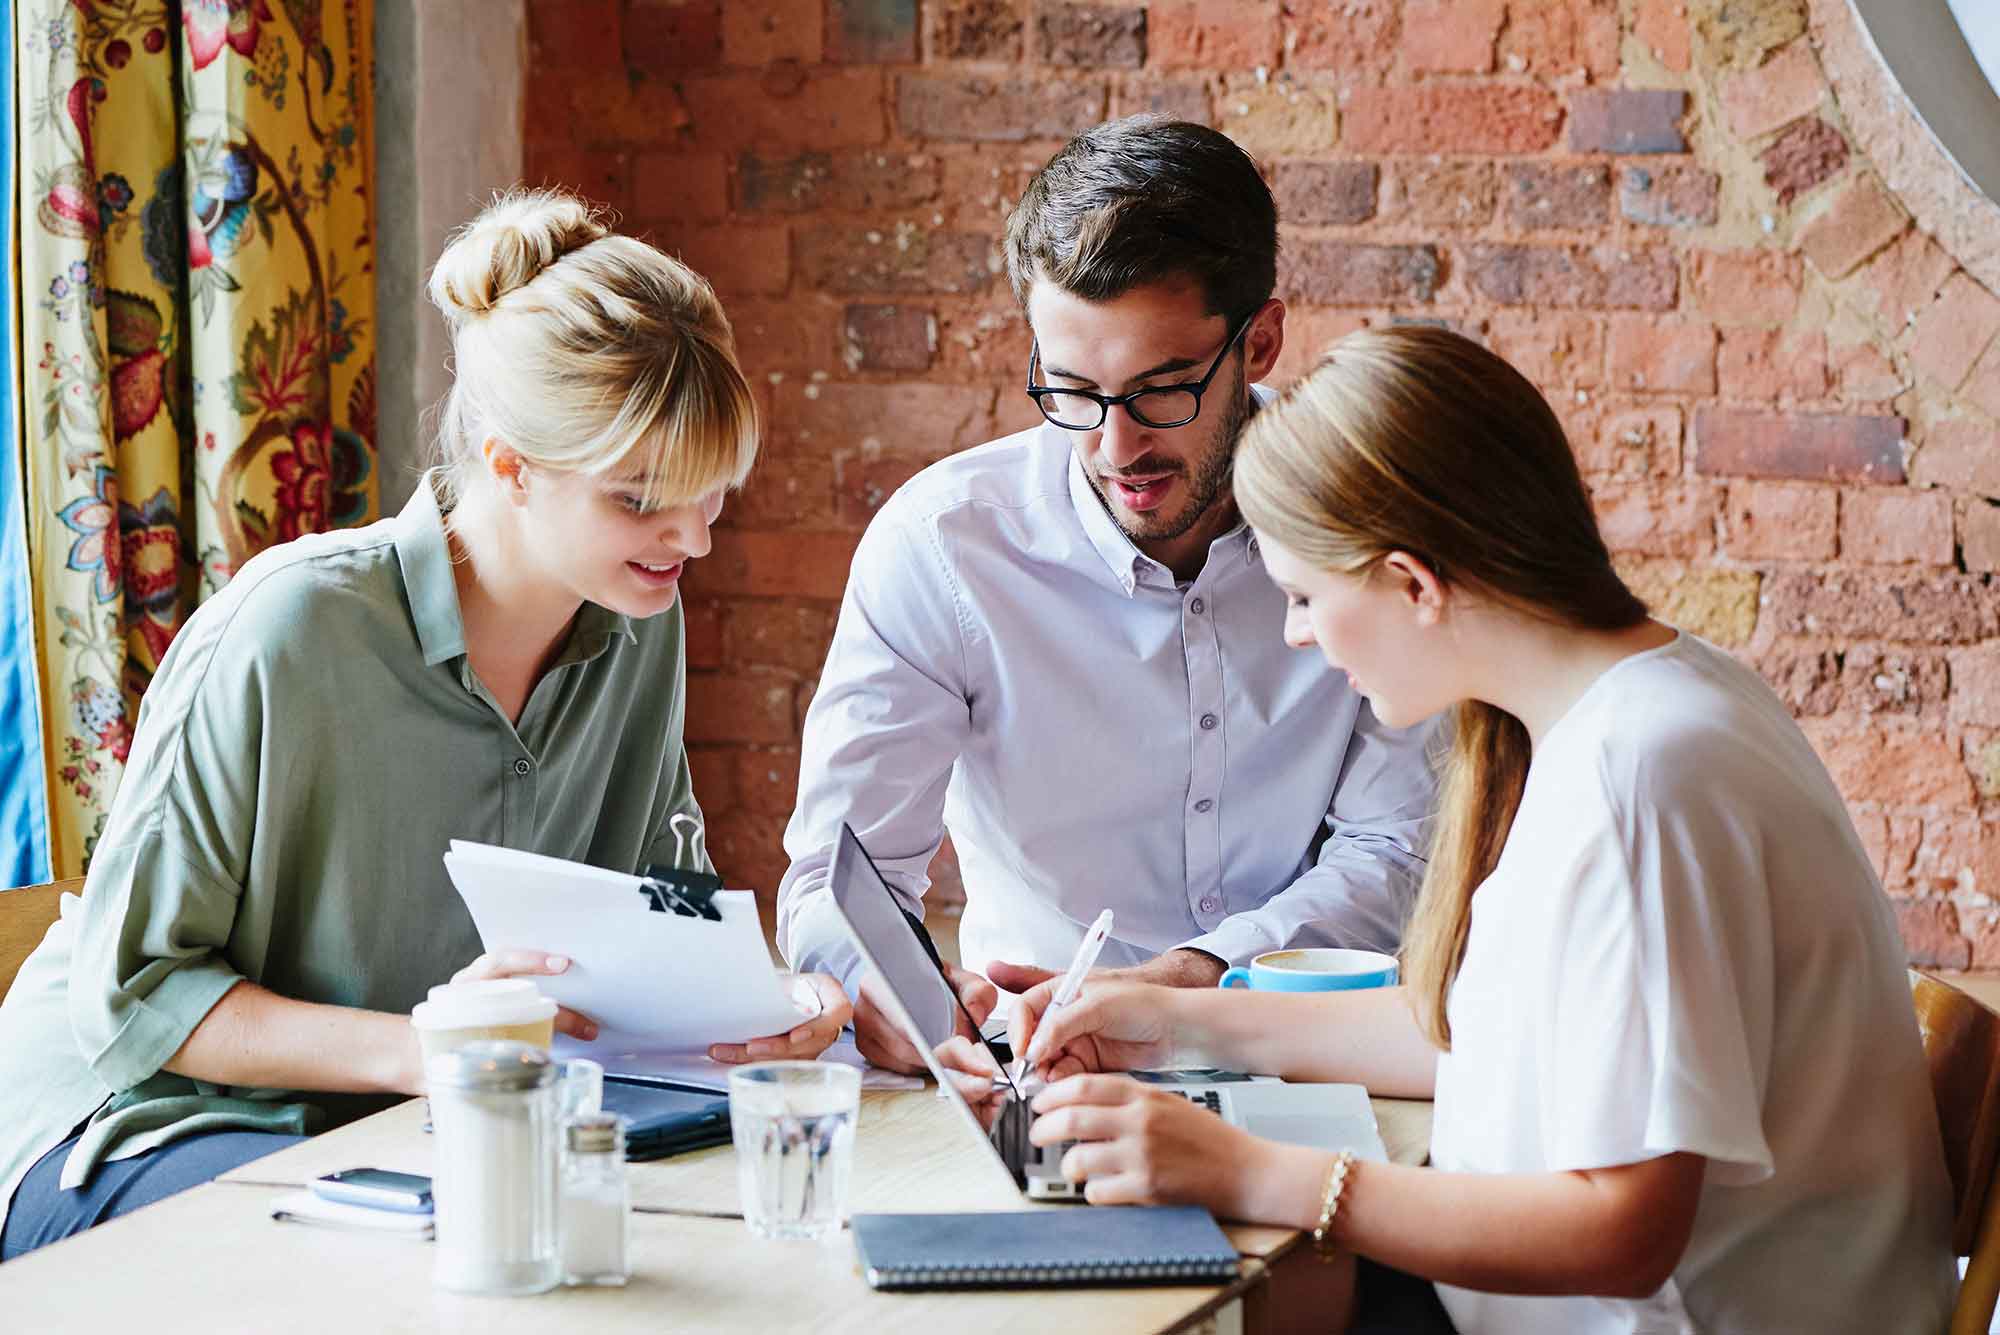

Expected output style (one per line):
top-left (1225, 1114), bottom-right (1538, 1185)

top-left (850, 1206), bottom-right (1240, 1290)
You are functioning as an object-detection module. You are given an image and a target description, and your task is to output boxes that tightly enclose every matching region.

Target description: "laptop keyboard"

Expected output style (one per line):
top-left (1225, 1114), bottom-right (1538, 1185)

top-left (1171, 1089), bottom-right (1224, 1115)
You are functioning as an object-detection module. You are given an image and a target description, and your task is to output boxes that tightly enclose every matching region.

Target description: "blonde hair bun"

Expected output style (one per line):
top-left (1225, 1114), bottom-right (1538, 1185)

top-left (428, 188), bottom-right (609, 325)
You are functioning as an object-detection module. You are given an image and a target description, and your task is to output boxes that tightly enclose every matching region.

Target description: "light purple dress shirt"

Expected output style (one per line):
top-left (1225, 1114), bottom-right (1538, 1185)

top-left (777, 408), bottom-right (1439, 994)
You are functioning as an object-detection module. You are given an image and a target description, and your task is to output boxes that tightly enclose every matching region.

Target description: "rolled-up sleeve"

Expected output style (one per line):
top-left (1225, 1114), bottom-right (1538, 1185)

top-left (776, 499), bottom-right (972, 995)
top-left (1179, 703), bottom-right (1440, 964)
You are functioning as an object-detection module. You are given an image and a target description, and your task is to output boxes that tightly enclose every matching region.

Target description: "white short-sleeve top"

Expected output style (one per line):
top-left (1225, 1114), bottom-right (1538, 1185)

top-left (1429, 632), bottom-right (1956, 1334)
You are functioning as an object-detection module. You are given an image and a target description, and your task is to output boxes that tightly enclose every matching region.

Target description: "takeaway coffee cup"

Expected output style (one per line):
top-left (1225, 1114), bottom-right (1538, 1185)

top-left (1218, 948), bottom-right (1399, 993)
top-left (411, 979), bottom-right (559, 1062)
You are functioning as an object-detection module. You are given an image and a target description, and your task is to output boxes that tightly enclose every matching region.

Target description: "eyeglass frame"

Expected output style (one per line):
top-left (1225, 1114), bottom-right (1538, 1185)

top-left (1024, 308), bottom-right (1258, 432)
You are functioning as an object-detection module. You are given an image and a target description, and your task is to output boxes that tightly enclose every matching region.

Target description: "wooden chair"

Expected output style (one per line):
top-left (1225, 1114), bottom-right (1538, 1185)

top-left (0, 876), bottom-right (77, 1003)
top-left (1912, 969), bottom-right (2000, 1335)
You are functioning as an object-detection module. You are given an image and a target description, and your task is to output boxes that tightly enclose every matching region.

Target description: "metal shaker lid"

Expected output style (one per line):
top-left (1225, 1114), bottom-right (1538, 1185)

top-left (425, 1039), bottom-right (555, 1092)
top-left (566, 1112), bottom-right (626, 1154)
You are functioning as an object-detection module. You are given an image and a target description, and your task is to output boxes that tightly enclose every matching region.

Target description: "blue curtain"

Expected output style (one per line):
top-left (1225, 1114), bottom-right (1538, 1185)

top-left (1, 0), bottom-right (54, 889)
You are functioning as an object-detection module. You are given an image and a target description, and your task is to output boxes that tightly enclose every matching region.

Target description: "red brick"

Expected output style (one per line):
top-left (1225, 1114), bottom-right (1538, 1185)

top-left (679, 70), bottom-right (886, 151)
top-left (1386, 161), bottom-right (1496, 227)
top-left (1343, 86), bottom-right (1563, 155)
top-left (685, 670), bottom-right (800, 745)
top-left (1567, 89), bottom-right (1687, 155)
top-left (826, 0), bottom-right (916, 62)
top-left (1756, 645), bottom-right (1841, 716)
top-left (686, 744), bottom-right (738, 812)
top-left (1891, 896), bottom-right (1971, 970)
top-left (1505, 162), bottom-right (1610, 230)
top-left (736, 149), bottom-right (939, 214)
top-left (1488, 311), bottom-right (1605, 390)
top-left (1832, 339), bottom-right (1904, 404)
top-left (734, 747), bottom-right (803, 817)
top-left (1694, 407), bottom-right (1904, 483)
top-left (1581, 405), bottom-right (1681, 477)
top-left (1279, 243), bottom-right (1441, 306)
top-left (1954, 645), bottom-right (2000, 727)
top-left (796, 224), bottom-right (996, 296)
top-left (1502, 0), bottom-right (1619, 80)
top-left (683, 596), bottom-right (725, 669)
top-left (778, 380), bottom-right (992, 449)
top-left (1966, 341), bottom-right (2000, 424)
top-left (1111, 75), bottom-right (1213, 124)
top-left (925, 0), bottom-right (1024, 60)
top-left (1634, 0), bottom-right (1691, 72)
top-left (529, 0), bottom-right (623, 69)
top-left (625, 0), bottom-right (723, 68)
top-left (667, 224), bottom-right (790, 298)
top-left (706, 810), bottom-right (791, 898)
top-left (1690, 248), bottom-right (1801, 327)
top-left (1281, 0), bottom-right (1398, 78)
top-left (1150, 0), bottom-right (1280, 70)
top-left (1591, 481), bottom-right (1720, 557)
top-left (1841, 647), bottom-right (1951, 717)
top-left (1718, 328), bottom-right (1828, 403)
top-left (628, 152), bottom-right (729, 223)
top-left (1719, 40), bottom-right (1825, 139)
top-left (1608, 315), bottom-right (1716, 394)
top-left (1724, 481), bottom-right (1837, 559)
top-left (895, 73), bottom-right (1107, 143)
top-left (1763, 570), bottom-right (1998, 644)
top-left (836, 452), bottom-right (936, 527)
top-left (841, 304), bottom-right (936, 371)
top-left (1759, 117), bottom-right (1848, 205)
top-left (1619, 165), bottom-right (1718, 228)
top-left (563, 75), bottom-right (695, 148)
top-left (1853, 230), bottom-right (1954, 333)
top-left (1037, 4), bottom-right (1146, 67)
top-left (1273, 162), bottom-right (1379, 226)
top-left (1841, 489), bottom-right (1955, 566)
top-left (1401, 0), bottom-right (1501, 74)
top-left (721, 0), bottom-right (821, 64)
top-left (1466, 244), bottom-right (1678, 311)
top-left (930, 297), bottom-right (1035, 380)
top-left (1909, 272), bottom-right (2000, 394)
top-left (1803, 720), bottom-right (1976, 808)
top-left (1800, 174), bottom-right (1908, 281)
top-left (724, 298), bottom-right (842, 373)
top-left (729, 450), bottom-right (838, 528)
top-left (1219, 78), bottom-right (1340, 157)
top-left (1911, 420), bottom-right (2000, 497)
top-left (528, 146), bottom-right (634, 211)
top-left (1972, 730), bottom-right (2000, 801)
top-left (693, 530), bottom-right (861, 600)
top-left (724, 602), bottom-right (838, 676)
top-left (1966, 502), bottom-right (2000, 573)
top-left (1913, 817), bottom-right (2000, 898)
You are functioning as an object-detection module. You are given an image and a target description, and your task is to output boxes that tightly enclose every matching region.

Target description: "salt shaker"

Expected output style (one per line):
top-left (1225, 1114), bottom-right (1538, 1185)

top-left (561, 1112), bottom-right (631, 1286)
top-left (428, 1040), bottom-right (561, 1296)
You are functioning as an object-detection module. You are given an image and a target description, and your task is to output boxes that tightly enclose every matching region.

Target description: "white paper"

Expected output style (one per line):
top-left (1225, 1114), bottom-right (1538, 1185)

top-left (442, 840), bottom-right (807, 1051)
top-left (564, 1033), bottom-right (925, 1093)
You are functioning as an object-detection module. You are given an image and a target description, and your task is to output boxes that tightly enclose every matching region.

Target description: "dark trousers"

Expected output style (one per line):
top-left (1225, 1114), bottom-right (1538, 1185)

top-left (1349, 1257), bottom-right (1459, 1333)
top-left (1, 1129), bottom-right (306, 1261)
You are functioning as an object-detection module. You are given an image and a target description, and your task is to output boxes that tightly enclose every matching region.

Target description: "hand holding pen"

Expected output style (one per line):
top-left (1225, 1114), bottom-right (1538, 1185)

top-left (1009, 909), bottom-right (1113, 1086)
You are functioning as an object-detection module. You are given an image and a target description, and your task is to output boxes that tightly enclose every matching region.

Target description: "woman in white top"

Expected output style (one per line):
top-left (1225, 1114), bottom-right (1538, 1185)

top-left (975, 326), bottom-right (1957, 1332)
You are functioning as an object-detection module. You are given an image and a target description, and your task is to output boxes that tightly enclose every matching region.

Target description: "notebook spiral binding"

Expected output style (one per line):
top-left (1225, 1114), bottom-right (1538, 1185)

top-left (865, 1255), bottom-right (1238, 1289)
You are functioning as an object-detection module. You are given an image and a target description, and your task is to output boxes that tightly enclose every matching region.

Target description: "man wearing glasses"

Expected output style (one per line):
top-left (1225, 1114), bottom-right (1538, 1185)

top-left (773, 116), bottom-right (1438, 1074)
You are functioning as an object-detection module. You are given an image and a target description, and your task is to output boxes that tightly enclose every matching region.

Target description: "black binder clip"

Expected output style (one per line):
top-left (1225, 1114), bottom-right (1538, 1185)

top-left (638, 813), bottom-right (723, 921)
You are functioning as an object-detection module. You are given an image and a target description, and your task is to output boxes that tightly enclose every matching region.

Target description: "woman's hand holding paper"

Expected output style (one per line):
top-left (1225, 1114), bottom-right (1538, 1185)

top-left (451, 949), bottom-right (600, 1040)
top-left (705, 971), bottom-right (854, 1063)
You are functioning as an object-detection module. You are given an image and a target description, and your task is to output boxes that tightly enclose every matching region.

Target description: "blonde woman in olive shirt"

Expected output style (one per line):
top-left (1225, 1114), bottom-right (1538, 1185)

top-left (0, 191), bottom-right (852, 1257)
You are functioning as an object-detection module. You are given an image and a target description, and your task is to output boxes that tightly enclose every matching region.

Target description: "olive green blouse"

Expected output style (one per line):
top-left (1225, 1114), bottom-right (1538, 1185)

top-left (0, 473), bottom-right (709, 1229)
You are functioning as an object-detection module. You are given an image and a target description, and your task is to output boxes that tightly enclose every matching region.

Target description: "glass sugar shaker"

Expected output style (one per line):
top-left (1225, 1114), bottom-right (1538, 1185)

top-left (427, 1040), bottom-right (562, 1296)
top-left (561, 1111), bottom-right (631, 1286)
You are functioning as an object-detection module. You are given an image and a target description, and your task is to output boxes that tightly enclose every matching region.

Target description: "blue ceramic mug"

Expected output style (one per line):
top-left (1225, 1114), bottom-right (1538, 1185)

top-left (1219, 948), bottom-right (1399, 993)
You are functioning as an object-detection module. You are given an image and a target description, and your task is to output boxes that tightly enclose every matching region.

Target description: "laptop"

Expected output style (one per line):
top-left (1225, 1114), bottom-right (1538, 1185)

top-left (825, 823), bottom-right (1388, 1200)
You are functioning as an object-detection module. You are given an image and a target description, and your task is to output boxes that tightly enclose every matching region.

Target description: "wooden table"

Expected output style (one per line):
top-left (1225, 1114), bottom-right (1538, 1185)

top-left (0, 1086), bottom-right (1430, 1334)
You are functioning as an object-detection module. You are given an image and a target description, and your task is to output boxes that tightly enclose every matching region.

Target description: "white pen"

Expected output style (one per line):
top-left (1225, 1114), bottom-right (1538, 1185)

top-left (1011, 909), bottom-right (1113, 1087)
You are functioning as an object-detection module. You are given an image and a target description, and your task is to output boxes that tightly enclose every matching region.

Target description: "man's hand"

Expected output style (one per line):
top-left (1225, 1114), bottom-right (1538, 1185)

top-left (854, 963), bottom-right (998, 1075)
top-left (987, 947), bottom-right (1227, 996)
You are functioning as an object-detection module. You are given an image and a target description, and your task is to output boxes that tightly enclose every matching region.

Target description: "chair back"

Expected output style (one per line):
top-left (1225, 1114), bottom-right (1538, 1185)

top-left (1910, 969), bottom-right (2000, 1335)
top-left (0, 877), bottom-right (77, 1003)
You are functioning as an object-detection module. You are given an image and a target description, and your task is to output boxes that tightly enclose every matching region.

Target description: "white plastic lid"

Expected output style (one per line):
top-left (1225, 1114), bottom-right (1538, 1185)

top-left (411, 978), bottom-right (557, 1030)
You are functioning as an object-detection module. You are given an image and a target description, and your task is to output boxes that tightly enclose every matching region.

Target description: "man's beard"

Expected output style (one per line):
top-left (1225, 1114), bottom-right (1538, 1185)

top-left (1091, 371), bottom-right (1249, 545)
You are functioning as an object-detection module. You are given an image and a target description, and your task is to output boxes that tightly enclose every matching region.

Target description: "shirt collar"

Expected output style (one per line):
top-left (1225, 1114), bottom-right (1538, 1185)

top-left (393, 470), bottom-right (637, 668)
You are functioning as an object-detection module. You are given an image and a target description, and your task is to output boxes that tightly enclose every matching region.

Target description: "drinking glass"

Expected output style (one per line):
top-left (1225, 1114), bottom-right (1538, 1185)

top-left (728, 1061), bottom-right (860, 1241)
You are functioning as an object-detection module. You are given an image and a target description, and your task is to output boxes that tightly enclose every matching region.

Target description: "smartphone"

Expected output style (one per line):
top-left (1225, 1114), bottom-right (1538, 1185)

top-left (309, 1167), bottom-right (434, 1214)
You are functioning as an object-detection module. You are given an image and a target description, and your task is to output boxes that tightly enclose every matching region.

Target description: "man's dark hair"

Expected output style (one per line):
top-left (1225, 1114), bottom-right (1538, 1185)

top-left (1003, 115), bottom-right (1278, 322)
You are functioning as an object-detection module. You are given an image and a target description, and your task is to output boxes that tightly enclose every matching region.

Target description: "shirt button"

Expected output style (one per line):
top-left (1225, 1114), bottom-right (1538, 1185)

top-left (1199, 897), bottom-right (1221, 914)
top-left (1189, 597), bottom-right (1205, 615)
top-left (1194, 798), bottom-right (1214, 813)
top-left (1199, 713), bottom-right (1218, 731)
top-left (513, 758), bottom-right (532, 777)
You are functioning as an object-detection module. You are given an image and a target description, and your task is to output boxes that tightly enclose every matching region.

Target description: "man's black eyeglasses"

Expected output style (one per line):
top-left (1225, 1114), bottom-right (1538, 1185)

top-left (1025, 310), bottom-right (1255, 432)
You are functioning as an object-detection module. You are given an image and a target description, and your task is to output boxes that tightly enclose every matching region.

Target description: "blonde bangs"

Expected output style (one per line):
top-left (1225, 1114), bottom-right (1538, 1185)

top-left (604, 344), bottom-right (760, 511)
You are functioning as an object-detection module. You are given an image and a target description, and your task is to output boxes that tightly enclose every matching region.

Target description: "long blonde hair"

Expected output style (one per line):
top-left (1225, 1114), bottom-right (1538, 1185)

top-left (427, 188), bottom-right (757, 508)
top-left (1235, 326), bottom-right (1647, 1048)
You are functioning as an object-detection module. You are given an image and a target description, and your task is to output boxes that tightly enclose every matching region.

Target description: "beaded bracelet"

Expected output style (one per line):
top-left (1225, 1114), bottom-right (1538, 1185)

top-left (1311, 1148), bottom-right (1357, 1262)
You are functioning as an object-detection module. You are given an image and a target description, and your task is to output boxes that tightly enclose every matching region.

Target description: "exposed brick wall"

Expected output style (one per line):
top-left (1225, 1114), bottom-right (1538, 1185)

top-left (523, 0), bottom-right (1999, 962)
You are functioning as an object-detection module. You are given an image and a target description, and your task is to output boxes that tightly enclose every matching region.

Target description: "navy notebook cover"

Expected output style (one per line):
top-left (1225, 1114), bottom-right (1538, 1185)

top-left (849, 1206), bottom-right (1239, 1290)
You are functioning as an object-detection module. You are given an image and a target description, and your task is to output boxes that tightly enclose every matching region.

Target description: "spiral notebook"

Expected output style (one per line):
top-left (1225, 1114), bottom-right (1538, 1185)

top-left (849, 1206), bottom-right (1240, 1290)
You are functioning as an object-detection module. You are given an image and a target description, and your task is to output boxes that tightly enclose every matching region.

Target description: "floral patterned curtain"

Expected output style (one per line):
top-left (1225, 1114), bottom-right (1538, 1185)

top-left (14, 0), bottom-right (377, 878)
